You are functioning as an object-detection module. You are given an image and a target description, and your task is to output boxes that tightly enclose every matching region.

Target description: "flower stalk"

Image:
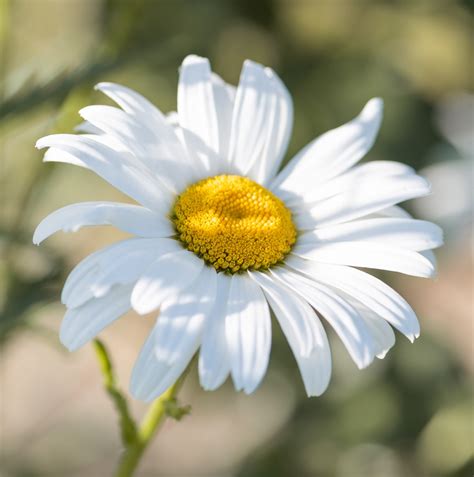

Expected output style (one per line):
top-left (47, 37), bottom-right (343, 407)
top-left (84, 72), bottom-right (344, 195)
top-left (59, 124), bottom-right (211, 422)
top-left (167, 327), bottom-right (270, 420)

top-left (93, 339), bottom-right (191, 477)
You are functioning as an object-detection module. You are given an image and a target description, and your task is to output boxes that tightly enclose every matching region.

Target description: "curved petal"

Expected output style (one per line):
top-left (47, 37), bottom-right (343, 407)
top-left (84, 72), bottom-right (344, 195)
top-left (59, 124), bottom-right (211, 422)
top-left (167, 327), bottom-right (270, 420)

top-left (294, 174), bottom-right (431, 230)
top-left (250, 271), bottom-right (331, 397)
top-left (354, 306), bottom-right (396, 359)
top-left (95, 82), bottom-right (190, 163)
top-left (131, 247), bottom-right (204, 315)
top-left (75, 120), bottom-right (102, 134)
top-left (211, 72), bottom-right (236, 161)
top-left (177, 55), bottom-right (222, 174)
top-left (280, 160), bottom-right (415, 207)
top-left (60, 284), bottom-right (132, 351)
top-left (132, 267), bottom-right (217, 401)
top-left (79, 105), bottom-right (196, 193)
top-left (176, 126), bottom-right (224, 179)
top-left (154, 266), bottom-right (216, 366)
top-left (292, 241), bottom-right (435, 278)
top-left (225, 273), bottom-right (272, 394)
top-left (130, 325), bottom-right (196, 402)
top-left (375, 205), bottom-right (413, 218)
top-left (272, 268), bottom-right (375, 369)
top-left (297, 218), bottom-right (443, 252)
top-left (96, 82), bottom-right (167, 123)
top-left (199, 272), bottom-right (232, 391)
top-left (285, 255), bottom-right (420, 340)
top-left (228, 60), bottom-right (293, 185)
top-left (271, 97), bottom-right (383, 193)
top-left (33, 201), bottom-right (173, 245)
top-left (62, 238), bottom-right (178, 309)
top-left (36, 134), bottom-right (171, 214)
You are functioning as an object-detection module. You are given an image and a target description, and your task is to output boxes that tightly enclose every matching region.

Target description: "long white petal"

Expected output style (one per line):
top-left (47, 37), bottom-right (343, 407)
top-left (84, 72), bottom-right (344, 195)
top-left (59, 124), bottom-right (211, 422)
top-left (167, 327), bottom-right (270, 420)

top-left (95, 82), bottom-right (167, 123)
top-left (79, 105), bottom-right (196, 193)
top-left (199, 272), bottom-right (232, 391)
top-left (131, 268), bottom-right (217, 401)
top-left (292, 241), bottom-right (435, 278)
top-left (225, 273), bottom-right (272, 394)
top-left (272, 98), bottom-right (383, 193)
top-left (33, 202), bottom-right (173, 245)
top-left (96, 82), bottom-right (200, 183)
top-left (75, 120), bottom-right (102, 134)
top-left (352, 305), bottom-right (396, 359)
top-left (250, 271), bottom-right (331, 397)
top-left (297, 218), bottom-right (443, 252)
top-left (131, 247), bottom-right (204, 315)
top-left (211, 72), bottom-right (236, 161)
top-left (176, 126), bottom-right (224, 179)
top-left (375, 205), bottom-right (413, 218)
top-left (272, 268), bottom-right (375, 369)
top-left (228, 60), bottom-right (293, 185)
top-left (62, 238), bottom-right (178, 309)
top-left (36, 134), bottom-right (171, 214)
top-left (95, 82), bottom-right (190, 162)
top-left (60, 284), bottom-right (132, 351)
top-left (279, 160), bottom-right (415, 207)
top-left (285, 255), bottom-right (420, 340)
top-left (294, 174), bottom-right (431, 230)
top-left (130, 325), bottom-right (197, 402)
top-left (178, 55), bottom-right (221, 175)
top-left (154, 266), bottom-right (217, 366)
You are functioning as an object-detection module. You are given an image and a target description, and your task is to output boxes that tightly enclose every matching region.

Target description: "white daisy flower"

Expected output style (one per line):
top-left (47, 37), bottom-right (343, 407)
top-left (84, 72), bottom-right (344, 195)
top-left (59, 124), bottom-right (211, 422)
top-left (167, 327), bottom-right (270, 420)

top-left (34, 55), bottom-right (443, 400)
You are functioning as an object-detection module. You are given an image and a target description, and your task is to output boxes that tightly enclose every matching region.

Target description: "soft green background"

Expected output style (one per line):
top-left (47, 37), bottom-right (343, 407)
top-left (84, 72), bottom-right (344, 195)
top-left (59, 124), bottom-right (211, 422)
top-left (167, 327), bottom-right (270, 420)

top-left (0, 1), bottom-right (472, 476)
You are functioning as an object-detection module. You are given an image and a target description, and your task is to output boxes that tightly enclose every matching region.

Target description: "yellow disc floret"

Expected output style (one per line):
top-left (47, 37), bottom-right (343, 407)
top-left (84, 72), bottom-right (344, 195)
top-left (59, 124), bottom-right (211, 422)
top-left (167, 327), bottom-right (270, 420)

top-left (172, 175), bottom-right (297, 273)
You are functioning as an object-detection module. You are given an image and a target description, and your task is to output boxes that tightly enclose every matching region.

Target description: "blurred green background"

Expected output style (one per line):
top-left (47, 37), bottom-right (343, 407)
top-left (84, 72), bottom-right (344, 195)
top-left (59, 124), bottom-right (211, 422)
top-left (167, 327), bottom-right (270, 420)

top-left (0, 0), bottom-right (472, 476)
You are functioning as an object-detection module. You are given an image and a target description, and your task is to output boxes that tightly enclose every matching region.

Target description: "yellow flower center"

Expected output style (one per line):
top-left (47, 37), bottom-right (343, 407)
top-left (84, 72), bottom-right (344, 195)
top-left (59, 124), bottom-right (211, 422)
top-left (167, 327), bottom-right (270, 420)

top-left (173, 175), bottom-right (296, 273)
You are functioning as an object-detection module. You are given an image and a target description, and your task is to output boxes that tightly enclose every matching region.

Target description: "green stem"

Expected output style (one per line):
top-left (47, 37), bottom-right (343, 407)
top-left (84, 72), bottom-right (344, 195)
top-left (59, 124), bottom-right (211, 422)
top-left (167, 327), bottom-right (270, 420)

top-left (114, 377), bottom-right (185, 477)
top-left (92, 339), bottom-right (191, 477)
top-left (93, 340), bottom-right (138, 446)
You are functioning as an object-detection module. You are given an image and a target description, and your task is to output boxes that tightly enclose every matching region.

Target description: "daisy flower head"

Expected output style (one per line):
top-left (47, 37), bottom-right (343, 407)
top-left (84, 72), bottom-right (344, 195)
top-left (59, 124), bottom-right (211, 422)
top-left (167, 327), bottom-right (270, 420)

top-left (34, 55), bottom-right (443, 400)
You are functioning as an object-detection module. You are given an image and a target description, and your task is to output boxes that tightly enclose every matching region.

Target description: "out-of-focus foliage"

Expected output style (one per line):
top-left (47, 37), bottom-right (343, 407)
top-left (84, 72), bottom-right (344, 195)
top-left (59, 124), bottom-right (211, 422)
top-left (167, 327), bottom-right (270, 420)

top-left (0, 1), bottom-right (472, 476)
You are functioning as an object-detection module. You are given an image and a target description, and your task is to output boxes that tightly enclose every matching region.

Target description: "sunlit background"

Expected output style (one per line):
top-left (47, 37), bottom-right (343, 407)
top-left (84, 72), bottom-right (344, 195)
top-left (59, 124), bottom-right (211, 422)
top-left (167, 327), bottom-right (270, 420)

top-left (0, 1), bottom-right (473, 476)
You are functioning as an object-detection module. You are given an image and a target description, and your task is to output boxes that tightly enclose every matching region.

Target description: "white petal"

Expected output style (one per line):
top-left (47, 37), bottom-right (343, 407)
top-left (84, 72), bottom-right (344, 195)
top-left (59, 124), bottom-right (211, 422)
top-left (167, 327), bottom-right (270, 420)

top-left (272, 268), bottom-right (374, 369)
top-left (95, 82), bottom-right (190, 158)
top-left (249, 272), bottom-right (315, 357)
top-left (285, 255), bottom-right (420, 340)
top-left (95, 82), bottom-right (167, 123)
top-left (225, 273), bottom-right (271, 394)
top-left (75, 120), bottom-right (102, 134)
top-left (250, 271), bottom-right (331, 397)
top-left (297, 218), bottom-right (443, 252)
top-left (355, 306), bottom-right (396, 359)
top-left (176, 127), bottom-right (224, 179)
top-left (132, 268), bottom-right (217, 401)
top-left (33, 201), bottom-right (173, 245)
top-left (228, 60), bottom-right (293, 185)
top-left (79, 105), bottom-right (195, 193)
top-left (294, 174), bottom-right (431, 230)
top-left (96, 82), bottom-right (199, 183)
top-left (292, 241), bottom-right (435, 278)
top-left (199, 272), bottom-right (232, 391)
top-left (376, 205), bottom-right (413, 218)
top-left (272, 98), bottom-right (383, 193)
top-left (420, 249), bottom-right (437, 268)
top-left (130, 325), bottom-right (196, 402)
top-left (36, 134), bottom-right (171, 214)
top-left (279, 160), bottom-right (415, 207)
top-left (60, 284), bottom-right (132, 351)
top-left (211, 72), bottom-right (236, 161)
top-left (154, 266), bottom-right (217, 366)
top-left (62, 238), bottom-right (178, 309)
top-left (131, 248), bottom-right (204, 315)
top-left (177, 55), bottom-right (222, 174)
